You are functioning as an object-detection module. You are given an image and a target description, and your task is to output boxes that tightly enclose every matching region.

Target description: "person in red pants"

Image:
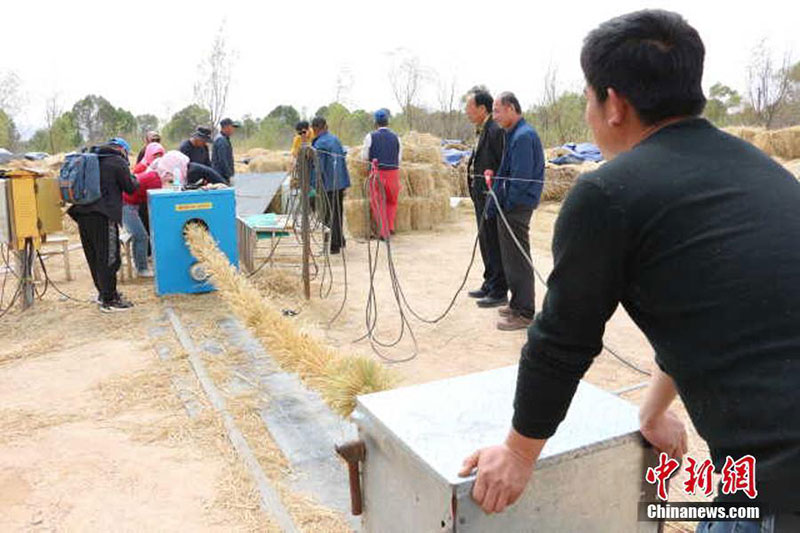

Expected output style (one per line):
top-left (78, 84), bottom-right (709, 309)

top-left (361, 109), bottom-right (402, 239)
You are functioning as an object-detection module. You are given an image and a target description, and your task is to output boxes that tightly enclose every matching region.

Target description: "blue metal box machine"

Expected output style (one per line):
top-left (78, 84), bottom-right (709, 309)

top-left (148, 188), bottom-right (238, 295)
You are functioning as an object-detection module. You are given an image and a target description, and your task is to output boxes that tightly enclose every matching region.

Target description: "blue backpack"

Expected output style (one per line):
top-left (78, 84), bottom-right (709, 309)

top-left (59, 152), bottom-right (101, 205)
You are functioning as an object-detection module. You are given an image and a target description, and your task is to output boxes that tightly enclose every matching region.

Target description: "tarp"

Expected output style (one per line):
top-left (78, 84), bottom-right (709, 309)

top-left (231, 172), bottom-right (289, 216)
top-left (442, 148), bottom-right (471, 167)
top-left (0, 148), bottom-right (13, 164)
top-left (549, 142), bottom-right (603, 165)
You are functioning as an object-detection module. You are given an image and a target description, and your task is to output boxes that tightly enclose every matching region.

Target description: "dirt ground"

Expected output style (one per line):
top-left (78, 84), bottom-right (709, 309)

top-left (0, 202), bottom-right (703, 531)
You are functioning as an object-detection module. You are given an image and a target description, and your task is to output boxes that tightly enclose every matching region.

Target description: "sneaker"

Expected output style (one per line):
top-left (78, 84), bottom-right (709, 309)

top-left (496, 314), bottom-right (532, 331)
top-left (498, 305), bottom-right (514, 317)
top-left (100, 296), bottom-right (134, 313)
top-left (137, 268), bottom-right (155, 278)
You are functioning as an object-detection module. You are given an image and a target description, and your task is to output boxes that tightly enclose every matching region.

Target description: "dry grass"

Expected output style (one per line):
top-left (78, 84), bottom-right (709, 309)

top-left (248, 152), bottom-right (292, 173)
top-left (184, 224), bottom-right (397, 416)
top-left (0, 409), bottom-right (82, 445)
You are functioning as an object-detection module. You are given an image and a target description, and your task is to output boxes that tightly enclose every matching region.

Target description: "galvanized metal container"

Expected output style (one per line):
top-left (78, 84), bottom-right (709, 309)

top-left (352, 365), bottom-right (659, 533)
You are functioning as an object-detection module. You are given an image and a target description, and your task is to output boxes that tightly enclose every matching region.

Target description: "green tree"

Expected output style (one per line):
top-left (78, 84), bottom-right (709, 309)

top-left (266, 105), bottom-right (300, 128)
top-left (72, 94), bottom-right (119, 143)
top-left (162, 104), bottom-right (211, 144)
top-left (50, 111), bottom-right (82, 152)
top-left (704, 83), bottom-right (742, 126)
top-left (136, 114), bottom-right (159, 138)
top-left (0, 108), bottom-right (19, 149)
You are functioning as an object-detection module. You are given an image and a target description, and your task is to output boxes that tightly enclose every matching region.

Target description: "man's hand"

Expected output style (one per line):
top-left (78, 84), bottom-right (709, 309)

top-left (458, 430), bottom-right (544, 514)
top-left (640, 409), bottom-right (688, 459)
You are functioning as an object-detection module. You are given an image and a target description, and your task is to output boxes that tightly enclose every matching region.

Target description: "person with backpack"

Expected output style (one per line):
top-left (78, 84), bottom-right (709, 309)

top-left (66, 138), bottom-right (138, 312)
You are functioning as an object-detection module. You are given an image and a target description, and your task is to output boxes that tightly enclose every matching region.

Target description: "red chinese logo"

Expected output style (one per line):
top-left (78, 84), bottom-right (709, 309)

top-left (645, 452), bottom-right (680, 501)
top-left (683, 456), bottom-right (714, 497)
top-left (720, 455), bottom-right (758, 499)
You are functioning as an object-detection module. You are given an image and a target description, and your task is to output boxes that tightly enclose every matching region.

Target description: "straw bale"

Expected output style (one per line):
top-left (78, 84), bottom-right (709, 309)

top-left (395, 197), bottom-right (413, 233)
top-left (245, 148), bottom-right (271, 158)
top-left (723, 127), bottom-right (761, 143)
top-left (402, 131), bottom-right (441, 164)
top-left (248, 152), bottom-right (292, 173)
top-left (541, 163), bottom-right (599, 202)
top-left (430, 192), bottom-right (450, 224)
top-left (410, 197), bottom-right (433, 230)
top-left (406, 163), bottom-right (434, 196)
top-left (344, 199), bottom-right (371, 238)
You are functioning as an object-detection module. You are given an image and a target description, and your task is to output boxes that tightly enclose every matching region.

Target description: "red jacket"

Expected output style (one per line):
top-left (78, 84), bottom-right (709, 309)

top-left (123, 171), bottom-right (162, 205)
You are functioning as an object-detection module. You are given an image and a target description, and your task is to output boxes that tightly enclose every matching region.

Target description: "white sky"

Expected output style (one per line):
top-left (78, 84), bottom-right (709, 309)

top-left (4, 0), bottom-right (800, 138)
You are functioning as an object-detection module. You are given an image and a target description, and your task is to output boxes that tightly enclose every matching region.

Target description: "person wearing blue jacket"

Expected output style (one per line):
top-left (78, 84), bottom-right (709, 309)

top-left (489, 92), bottom-right (544, 330)
top-left (310, 116), bottom-right (350, 254)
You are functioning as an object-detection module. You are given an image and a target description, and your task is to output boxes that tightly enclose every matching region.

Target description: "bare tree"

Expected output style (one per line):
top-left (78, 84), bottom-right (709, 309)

top-left (334, 66), bottom-right (354, 104)
top-left (0, 71), bottom-right (23, 115)
top-left (44, 93), bottom-right (62, 154)
top-left (389, 52), bottom-right (427, 131)
top-left (747, 39), bottom-right (793, 129)
top-left (194, 25), bottom-right (234, 131)
top-left (436, 76), bottom-right (459, 138)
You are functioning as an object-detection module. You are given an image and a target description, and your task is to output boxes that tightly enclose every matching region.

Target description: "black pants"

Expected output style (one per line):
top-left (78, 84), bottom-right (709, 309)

top-left (75, 212), bottom-right (120, 304)
top-left (472, 186), bottom-right (507, 297)
top-left (497, 205), bottom-right (535, 318)
top-left (325, 189), bottom-right (345, 252)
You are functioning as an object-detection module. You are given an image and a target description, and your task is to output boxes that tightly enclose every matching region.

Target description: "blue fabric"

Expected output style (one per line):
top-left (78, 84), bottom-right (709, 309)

top-left (549, 142), bottom-right (603, 165)
top-left (122, 204), bottom-right (148, 272)
top-left (442, 148), bottom-right (471, 167)
top-left (489, 118), bottom-right (544, 216)
top-left (368, 128), bottom-right (400, 169)
top-left (212, 133), bottom-right (234, 181)
top-left (311, 131), bottom-right (351, 191)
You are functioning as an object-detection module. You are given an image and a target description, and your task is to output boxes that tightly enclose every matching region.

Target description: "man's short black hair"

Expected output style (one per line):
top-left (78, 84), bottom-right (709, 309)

top-left (497, 92), bottom-right (522, 114)
top-left (295, 120), bottom-right (310, 133)
top-left (311, 116), bottom-right (327, 131)
top-left (580, 9), bottom-right (706, 125)
top-left (470, 89), bottom-right (493, 114)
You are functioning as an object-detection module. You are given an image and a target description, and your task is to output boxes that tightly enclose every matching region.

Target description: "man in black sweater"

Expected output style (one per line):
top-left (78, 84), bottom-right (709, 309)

top-left (68, 138), bottom-right (138, 312)
top-left (178, 126), bottom-right (212, 166)
top-left (460, 10), bottom-right (800, 529)
top-left (465, 88), bottom-right (507, 308)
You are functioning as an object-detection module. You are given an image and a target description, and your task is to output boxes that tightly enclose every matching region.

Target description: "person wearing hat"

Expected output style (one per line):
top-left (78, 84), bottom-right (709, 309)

top-left (310, 116), bottom-right (350, 254)
top-left (360, 108), bottom-right (402, 239)
top-left (67, 138), bottom-right (138, 312)
top-left (179, 126), bottom-right (212, 167)
top-left (212, 118), bottom-right (240, 184)
top-left (135, 130), bottom-right (161, 164)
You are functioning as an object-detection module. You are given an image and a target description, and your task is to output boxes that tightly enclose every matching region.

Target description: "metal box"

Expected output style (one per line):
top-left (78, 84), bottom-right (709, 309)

top-left (35, 177), bottom-right (63, 236)
top-left (353, 366), bottom-right (659, 533)
top-left (148, 188), bottom-right (238, 295)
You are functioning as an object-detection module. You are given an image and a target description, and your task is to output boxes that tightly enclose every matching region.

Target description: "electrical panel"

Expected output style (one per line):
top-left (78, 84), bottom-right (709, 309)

top-left (35, 177), bottom-right (63, 236)
top-left (0, 179), bottom-right (11, 244)
top-left (0, 170), bottom-right (63, 250)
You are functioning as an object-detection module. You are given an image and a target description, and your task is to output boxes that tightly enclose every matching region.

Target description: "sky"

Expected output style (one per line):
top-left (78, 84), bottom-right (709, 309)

top-left (3, 0), bottom-right (799, 138)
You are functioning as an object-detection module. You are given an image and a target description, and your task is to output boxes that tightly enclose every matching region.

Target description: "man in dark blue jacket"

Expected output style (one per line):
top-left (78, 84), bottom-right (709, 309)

top-left (311, 116), bottom-right (350, 254)
top-left (489, 92), bottom-right (544, 330)
top-left (212, 118), bottom-right (239, 183)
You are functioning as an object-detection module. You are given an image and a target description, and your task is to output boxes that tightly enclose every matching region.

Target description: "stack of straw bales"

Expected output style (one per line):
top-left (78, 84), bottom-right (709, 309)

top-left (343, 131), bottom-right (455, 237)
top-left (724, 126), bottom-right (800, 160)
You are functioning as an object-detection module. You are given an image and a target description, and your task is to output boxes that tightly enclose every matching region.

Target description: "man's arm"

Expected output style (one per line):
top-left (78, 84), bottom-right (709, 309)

top-left (639, 367), bottom-right (688, 458)
top-left (460, 177), bottom-right (628, 512)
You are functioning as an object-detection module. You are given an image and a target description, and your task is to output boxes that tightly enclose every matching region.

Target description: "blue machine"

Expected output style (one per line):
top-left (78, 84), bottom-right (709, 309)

top-left (148, 188), bottom-right (238, 295)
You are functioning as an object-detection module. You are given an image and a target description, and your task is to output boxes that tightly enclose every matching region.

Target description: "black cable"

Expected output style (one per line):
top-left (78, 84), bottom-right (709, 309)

top-left (35, 250), bottom-right (90, 304)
